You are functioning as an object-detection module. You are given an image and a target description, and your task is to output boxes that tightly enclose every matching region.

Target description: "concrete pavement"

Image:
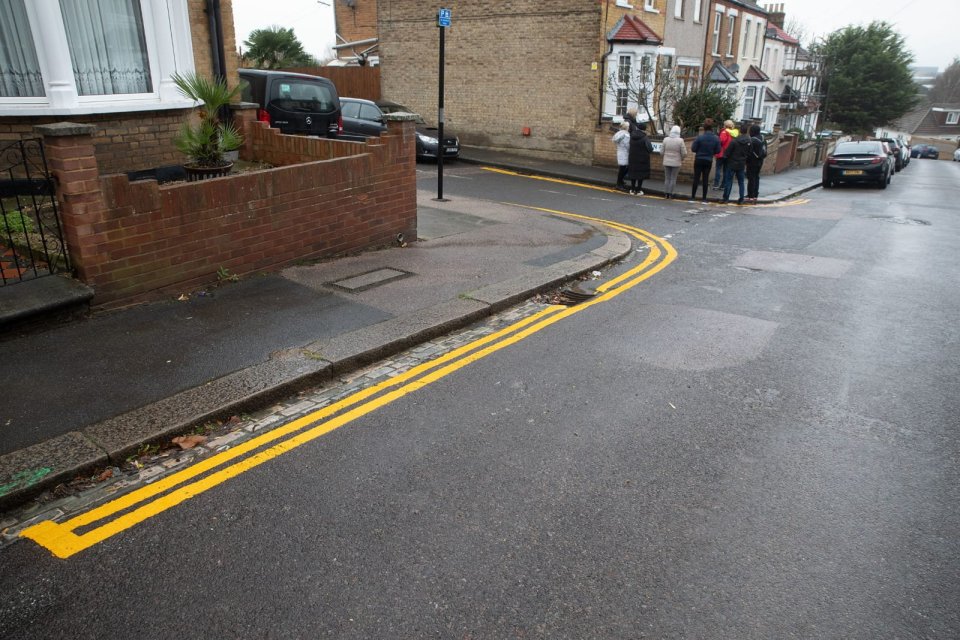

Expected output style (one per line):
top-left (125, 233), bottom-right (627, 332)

top-left (0, 155), bottom-right (821, 511)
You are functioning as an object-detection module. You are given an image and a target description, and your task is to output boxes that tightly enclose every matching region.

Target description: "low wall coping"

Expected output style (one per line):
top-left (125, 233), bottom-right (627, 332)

top-left (384, 112), bottom-right (420, 122)
top-left (230, 102), bottom-right (260, 112)
top-left (33, 122), bottom-right (96, 137)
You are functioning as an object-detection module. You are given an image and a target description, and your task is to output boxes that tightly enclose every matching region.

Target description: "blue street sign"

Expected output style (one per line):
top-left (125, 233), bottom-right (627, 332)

top-left (438, 8), bottom-right (451, 28)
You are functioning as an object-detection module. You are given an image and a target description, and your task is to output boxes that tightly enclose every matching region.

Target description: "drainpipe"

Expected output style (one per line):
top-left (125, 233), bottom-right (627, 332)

top-left (206, 0), bottom-right (228, 82)
top-left (597, 0), bottom-right (612, 125)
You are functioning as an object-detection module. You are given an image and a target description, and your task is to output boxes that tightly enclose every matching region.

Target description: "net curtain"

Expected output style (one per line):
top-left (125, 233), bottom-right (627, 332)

top-left (60, 0), bottom-right (152, 96)
top-left (0, 0), bottom-right (45, 97)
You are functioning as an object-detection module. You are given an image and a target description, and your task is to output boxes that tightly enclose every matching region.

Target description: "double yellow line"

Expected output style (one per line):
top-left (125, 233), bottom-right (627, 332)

top-left (22, 208), bottom-right (676, 559)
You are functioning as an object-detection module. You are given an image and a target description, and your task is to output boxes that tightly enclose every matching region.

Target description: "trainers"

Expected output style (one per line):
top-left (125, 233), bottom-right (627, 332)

top-left (636, 190), bottom-right (644, 196)
top-left (629, 190), bottom-right (636, 195)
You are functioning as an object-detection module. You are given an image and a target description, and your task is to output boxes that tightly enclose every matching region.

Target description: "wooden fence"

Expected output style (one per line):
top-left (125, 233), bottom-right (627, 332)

top-left (279, 67), bottom-right (381, 101)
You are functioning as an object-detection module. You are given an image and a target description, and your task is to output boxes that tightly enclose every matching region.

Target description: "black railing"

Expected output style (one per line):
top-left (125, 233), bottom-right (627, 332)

top-left (0, 138), bottom-right (70, 285)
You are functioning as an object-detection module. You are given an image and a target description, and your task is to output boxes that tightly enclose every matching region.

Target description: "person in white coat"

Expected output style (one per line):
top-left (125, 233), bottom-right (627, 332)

top-left (661, 125), bottom-right (688, 199)
top-left (612, 121), bottom-right (631, 190)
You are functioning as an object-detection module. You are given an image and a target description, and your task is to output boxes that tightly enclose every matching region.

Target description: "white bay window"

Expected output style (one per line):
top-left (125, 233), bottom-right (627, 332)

top-left (0, 0), bottom-right (195, 114)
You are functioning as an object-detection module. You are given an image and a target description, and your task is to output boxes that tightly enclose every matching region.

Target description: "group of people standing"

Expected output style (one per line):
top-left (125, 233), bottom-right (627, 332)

top-left (613, 111), bottom-right (768, 204)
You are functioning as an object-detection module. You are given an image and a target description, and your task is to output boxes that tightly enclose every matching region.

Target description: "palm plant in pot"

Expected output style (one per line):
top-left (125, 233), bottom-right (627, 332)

top-left (171, 72), bottom-right (242, 181)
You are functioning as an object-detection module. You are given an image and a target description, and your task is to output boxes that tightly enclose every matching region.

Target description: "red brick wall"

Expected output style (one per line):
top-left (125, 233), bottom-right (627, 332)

top-left (0, 110), bottom-right (192, 175)
top-left (44, 120), bottom-right (416, 306)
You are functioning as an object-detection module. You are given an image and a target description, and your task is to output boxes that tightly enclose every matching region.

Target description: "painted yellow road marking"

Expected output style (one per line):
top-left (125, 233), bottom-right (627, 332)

top-left (22, 210), bottom-right (677, 558)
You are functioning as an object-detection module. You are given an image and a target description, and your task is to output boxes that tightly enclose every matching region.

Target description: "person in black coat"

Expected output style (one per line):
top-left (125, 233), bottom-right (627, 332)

top-left (722, 126), bottom-right (754, 204)
top-left (627, 122), bottom-right (654, 195)
top-left (745, 124), bottom-right (767, 202)
top-left (690, 122), bottom-right (722, 201)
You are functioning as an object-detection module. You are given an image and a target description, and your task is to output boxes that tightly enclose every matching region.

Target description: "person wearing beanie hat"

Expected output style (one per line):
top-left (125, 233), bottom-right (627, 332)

top-left (661, 125), bottom-right (688, 199)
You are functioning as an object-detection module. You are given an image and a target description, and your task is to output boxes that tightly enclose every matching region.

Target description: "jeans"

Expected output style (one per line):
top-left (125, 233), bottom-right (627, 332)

top-left (723, 165), bottom-right (745, 201)
top-left (663, 165), bottom-right (680, 195)
top-left (713, 157), bottom-right (726, 187)
top-left (691, 159), bottom-right (712, 199)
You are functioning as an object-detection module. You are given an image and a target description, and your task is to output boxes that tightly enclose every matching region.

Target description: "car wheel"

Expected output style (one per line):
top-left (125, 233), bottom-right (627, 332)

top-left (879, 174), bottom-right (888, 189)
top-left (822, 177), bottom-right (832, 188)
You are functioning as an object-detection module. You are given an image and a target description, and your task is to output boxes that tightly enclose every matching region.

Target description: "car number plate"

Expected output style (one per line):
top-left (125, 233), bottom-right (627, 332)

top-left (843, 170), bottom-right (864, 175)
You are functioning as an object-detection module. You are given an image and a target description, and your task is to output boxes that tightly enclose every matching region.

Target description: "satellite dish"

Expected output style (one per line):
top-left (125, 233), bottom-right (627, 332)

top-left (729, 63), bottom-right (740, 74)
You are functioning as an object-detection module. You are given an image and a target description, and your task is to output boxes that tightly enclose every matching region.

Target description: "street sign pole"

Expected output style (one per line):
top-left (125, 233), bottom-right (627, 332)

top-left (435, 8), bottom-right (451, 202)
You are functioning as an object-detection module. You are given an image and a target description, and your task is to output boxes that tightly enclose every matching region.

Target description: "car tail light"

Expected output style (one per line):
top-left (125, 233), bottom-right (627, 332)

top-left (338, 115), bottom-right (343, 134)
top-left (257, 109), bottom-right (271, 124)
top-left (870, 156), bottom-right (884, 164)
top-left (827, 157), bottom-right (838, 164)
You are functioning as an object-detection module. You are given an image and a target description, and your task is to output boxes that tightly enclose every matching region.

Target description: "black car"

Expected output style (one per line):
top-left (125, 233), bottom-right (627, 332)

top-left (876, 137), bottom-right (905, 171)
top-left (910, 144), bottom-right (940, 159)
top-left (339, 97), bottom-right (388, 141)
top-left (376, 100), bottom-right (460, 160)
top-left (822, 140), bottom-right (892, 189)
top-left (238, 69), bottom-right (342, 138)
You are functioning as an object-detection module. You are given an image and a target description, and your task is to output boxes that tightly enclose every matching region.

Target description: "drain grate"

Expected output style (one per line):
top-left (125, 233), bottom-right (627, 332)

top-left (865, 215), bottom-right (931, 226)
top-left (551, 284), bottom-right (597, 306)
top-left (328, 268), bottom-right (413, 292)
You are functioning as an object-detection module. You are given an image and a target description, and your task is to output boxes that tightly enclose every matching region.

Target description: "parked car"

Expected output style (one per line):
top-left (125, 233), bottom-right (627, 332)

top-left (375, 100), bottom-right (461, 161)
top-left (897, 137), bottom-right (911, 165)
top-left (954, 148), bottom-right (960, 161)
top-left (822, 140), bottom-right (893, 189)
top-left (340, 97), bottom-right (387, 140)
top-left (875, 137), bottom-right (906, 171)
top-left (238, 69), bottom-right (342, 138)
top-left (910, 144), bottom-right (940, 159)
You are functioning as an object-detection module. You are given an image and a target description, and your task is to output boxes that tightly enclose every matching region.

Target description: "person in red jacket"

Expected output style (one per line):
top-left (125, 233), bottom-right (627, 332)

top-left (712, 119), bottom-right (739, 189)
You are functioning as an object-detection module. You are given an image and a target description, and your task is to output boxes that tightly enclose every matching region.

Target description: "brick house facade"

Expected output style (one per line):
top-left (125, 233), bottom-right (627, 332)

top-left (333, 0), bottom-right (380, 65)
top-left (379, 0), bottom-right (601, 164)
top-left (379, 0), bottom-right (689, 166)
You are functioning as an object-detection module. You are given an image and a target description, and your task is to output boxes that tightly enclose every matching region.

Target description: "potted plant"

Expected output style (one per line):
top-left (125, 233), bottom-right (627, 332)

top-left (171, 72), bottom-right (243, 181)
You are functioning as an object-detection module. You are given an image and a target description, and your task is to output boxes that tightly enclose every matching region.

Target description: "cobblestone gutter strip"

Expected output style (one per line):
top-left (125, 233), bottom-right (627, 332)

top-left (0, 229), bottom-right (632, 514)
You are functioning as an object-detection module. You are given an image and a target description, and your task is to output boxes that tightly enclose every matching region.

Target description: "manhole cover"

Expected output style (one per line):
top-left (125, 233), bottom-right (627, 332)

top-left (329, 268), bottom-right (412, 292)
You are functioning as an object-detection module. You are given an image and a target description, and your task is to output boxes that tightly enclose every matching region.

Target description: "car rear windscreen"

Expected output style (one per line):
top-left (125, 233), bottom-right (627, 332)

top-left (835, 142), bottom-right (881, 155)
top-left (271, 80), bottom-right (335, 112)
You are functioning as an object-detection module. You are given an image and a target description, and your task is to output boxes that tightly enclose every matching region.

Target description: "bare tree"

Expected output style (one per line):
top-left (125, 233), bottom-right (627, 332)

top-left (928, 57), bottom-right (960, 103)
top-left (606, 53), bottom-right (683, 135)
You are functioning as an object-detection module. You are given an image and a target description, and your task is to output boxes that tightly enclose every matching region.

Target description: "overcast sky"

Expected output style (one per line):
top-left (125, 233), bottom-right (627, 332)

top-left (231, 0), bottom-right (958, 69)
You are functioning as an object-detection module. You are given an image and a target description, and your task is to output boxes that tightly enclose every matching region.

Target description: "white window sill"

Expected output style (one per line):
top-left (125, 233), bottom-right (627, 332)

top-left (615, 0), bottom-right (634, 7)
top-left (645, 8), bottom-right (660, 14)
top-left (0, 99), bottom-right (196, 117)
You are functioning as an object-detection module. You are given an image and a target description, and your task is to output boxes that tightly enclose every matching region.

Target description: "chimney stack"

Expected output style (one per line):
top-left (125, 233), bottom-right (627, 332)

top-left (767, 3), bottom-right (786, 29)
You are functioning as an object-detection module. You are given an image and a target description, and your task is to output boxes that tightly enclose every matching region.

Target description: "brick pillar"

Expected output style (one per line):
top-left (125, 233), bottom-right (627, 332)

top-left (230, 102), bottom-right (259, 162)
top-left (34, 122), bottom-right (108, 287)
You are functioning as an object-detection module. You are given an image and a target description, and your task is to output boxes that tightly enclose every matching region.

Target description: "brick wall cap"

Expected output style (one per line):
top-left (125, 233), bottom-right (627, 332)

top-left (384, 112), bottom-right (420, 122)
top-left (34, 122), bottom-right (96, 137)
top-left (230, 102), bottom-right (260, 111)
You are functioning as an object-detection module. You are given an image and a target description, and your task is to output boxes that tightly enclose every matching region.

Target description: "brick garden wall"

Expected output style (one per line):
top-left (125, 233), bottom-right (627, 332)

top-left (42, 120), bottom-right (417, 306)
top-left (0, 110), bottom-right (192, 175)
top-left (379, 0), bottom-right (602, 164)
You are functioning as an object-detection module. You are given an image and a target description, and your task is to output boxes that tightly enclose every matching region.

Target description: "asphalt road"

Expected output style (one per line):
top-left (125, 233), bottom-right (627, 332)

top-left (2, 159), bottom-right (958, 638)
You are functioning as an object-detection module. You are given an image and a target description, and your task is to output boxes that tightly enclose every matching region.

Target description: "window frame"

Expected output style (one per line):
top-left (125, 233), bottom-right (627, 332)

top-left (712, 11), bottom-right (722, 55)
top-left (617, 54), bottom-right (634, 84)
top-left (743, 86), bottom-right (757, 118)
top-left (645, 0), bottom-right (658, 12)
top-left (694, 0), bottom-right (703, 23)
top-left (0, 0), bottom-right (196, 115)
top-left (726, 15), bottom-right (736, 57)
top-left (674, 0), bottom-right (683, 19)
top-left (946, 111), bottom-right (960, 125)
top-left (742, 19), bottom-right (752, 58)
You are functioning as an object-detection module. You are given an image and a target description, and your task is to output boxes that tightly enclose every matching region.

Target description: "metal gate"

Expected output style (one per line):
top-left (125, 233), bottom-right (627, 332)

top-left (0, 138), bottom-right (70, 285)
